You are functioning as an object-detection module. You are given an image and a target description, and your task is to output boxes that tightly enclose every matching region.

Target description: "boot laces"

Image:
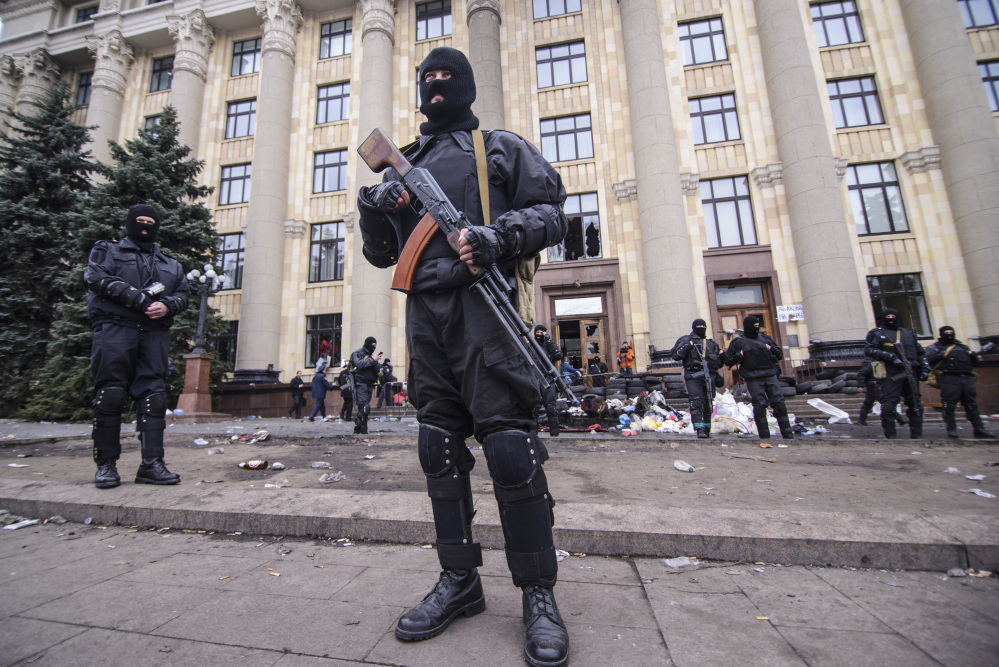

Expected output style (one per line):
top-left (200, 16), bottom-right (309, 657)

top-left (524, 585), bottom-right (560, 626)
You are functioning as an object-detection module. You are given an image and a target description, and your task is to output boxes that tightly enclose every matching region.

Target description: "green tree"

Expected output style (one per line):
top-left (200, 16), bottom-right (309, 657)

top-left (22, 106), bottom-right (226, 421)
top-left (0, 82), bottom-right (97, 415)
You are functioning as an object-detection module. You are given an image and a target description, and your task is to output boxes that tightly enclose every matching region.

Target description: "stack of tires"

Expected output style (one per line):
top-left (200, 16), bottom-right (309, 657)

top-left (778, 376), bottom-right (798, 397)
top-left (659, 374), bottom-right (688, 400)
top-left (794, 368), bottom-right (862, 395)
top-left (604, 377), bottom-right (629, 402)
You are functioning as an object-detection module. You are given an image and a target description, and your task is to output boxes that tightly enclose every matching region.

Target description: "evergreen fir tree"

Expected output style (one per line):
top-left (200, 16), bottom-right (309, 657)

top-left (0, 82), bottom-right (97, 415)
top-left (22, 106), bottom-right (225, 421)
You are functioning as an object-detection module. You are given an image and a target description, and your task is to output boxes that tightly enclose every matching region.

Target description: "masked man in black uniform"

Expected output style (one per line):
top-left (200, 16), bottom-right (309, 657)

top-left (856, 360), bottom-right (907, 427)
top-left (723, 316), bottom-right (792, 439)
top-left (349, 336), bottom-right (382, 434)
top-left (864, 309), bottom-right (929, 439)
top-left (533, 324), bottom-right (564, 437)
top-left (671, 319), bottom-right (722, 439)
top-left (925, 326), bottom-right (995, 439)
top-left (84, 204), bottom-right (189, 488)
top-left (357, 47), bottom-right (570, 667)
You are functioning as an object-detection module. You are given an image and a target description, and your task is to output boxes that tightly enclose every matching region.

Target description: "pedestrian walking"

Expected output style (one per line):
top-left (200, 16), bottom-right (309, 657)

top-left (308, 363), bottom-right (336, 422)
top-left (288, 370), bottom-right (306, 419)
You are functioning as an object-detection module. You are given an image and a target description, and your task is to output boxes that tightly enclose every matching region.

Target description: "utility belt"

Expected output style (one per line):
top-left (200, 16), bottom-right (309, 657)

top-left (92, 313), bottom-right (169, 333)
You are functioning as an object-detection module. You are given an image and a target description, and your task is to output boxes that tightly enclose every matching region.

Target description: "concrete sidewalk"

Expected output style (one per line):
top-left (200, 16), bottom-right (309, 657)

top-left (1, 417), bottom-right (997, 572)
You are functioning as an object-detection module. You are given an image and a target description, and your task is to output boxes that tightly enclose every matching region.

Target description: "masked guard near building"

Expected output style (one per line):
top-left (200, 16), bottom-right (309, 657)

top-left (863, 309), bottom-right (929, 439)
top-left (357, 47), bottom-right (570, 667)
top-left (723, 316), bottom-right (793, 439)
top-left (349, 336), bottom-right (382, 434)
top-left (84, 204), bottom-right (189, 488)
top-left (671, 319), bottom-right (722, 438)
top-left (925, 326), bottom-right (995, 439)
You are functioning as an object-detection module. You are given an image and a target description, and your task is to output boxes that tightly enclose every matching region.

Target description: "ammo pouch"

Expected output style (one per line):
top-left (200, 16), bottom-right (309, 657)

top-left (871, 361), bottom-right (887, 380)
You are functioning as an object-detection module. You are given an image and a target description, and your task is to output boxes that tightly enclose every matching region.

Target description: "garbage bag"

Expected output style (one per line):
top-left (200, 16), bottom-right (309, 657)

top-left (806, 398), bottom-right (852, 424)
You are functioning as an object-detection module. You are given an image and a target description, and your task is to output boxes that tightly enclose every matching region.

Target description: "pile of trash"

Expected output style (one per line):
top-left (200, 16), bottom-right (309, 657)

top-left (579, 389), bottom-right (808, 437)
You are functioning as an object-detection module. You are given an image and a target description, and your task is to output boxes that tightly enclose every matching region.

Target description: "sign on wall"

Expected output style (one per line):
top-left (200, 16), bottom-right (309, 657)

top-left (777, 304), bottom-right (805, 322)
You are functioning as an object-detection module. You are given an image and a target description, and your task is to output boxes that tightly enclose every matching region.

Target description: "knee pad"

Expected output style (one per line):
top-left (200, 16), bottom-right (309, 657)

top-left (137, 391), bottom-right (168, 432)
top-left (92, 386), bottom-right (128, 429)
top-left (483, 431), bottom-right (550, 503)
top-left (419, 423), bottom-right (475, 478)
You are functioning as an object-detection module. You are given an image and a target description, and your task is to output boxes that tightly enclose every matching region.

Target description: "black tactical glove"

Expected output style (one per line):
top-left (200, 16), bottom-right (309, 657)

top-left (919, 367), bottom-right (930, 382)
top-left (462, 225), bottom-right (505, 267)
top-left (358, 181), bottom-right (406, 213)
top-left (891, 357), bottom-right (907, 368)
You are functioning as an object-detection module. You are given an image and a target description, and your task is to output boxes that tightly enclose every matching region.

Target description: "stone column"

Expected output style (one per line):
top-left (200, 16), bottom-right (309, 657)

top-left (167, 9), bottom-right (215, 152)
top-left (0, 56), bottom-right (19, 134)
top-left (466, 0), bottom-right (504, 130)
top-left (618, 0), bottom-right (697, 349)
top-left (85, 31), bottom-right (134, 166)
top-left (899, 0), bottom-right (999, 336)
top-left (13, 49), bottom-right (60, 115)
top-left (753, 0), bottom-right (869, 343)
top-left (348, 0), bottom-right (396, 354)
top-left (234, 0), bottom-right (302, 375)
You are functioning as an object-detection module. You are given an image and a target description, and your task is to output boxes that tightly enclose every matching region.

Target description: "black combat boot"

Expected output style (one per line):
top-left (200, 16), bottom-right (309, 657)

top-left (943, 403), bottom-right (960, 438)
top-left (754, 406), bottom-right (771, 438)
top-left (135, 431), bottom-right (180, 484)
top-left (968, 404), bottom-right (996, 438)
top-left (881, 413), bottom-right (897, 439)
top-left (522, 584), bottom-right (569, 667)
top-left (696, 427), bottom-right (709, 439)
top-left (95, 460), bottom-right (120, 489)
top-left (395, 569), bottom-right (485, 641)
top-left (776, 411), bottom-right (794, 440)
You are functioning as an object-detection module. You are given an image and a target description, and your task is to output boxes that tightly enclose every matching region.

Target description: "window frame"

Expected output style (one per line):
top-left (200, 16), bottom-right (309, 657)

top-left (319, 18), bottom-right (353, 60)
top-left (959, 0), bottom-right (999, 28)
top-left (980, 60), bottom-right (999, 112)
top-left (678, 17), bottom-right (729, 67)
top-left (547, 192), bottom-right (601, 262)
top-left (76, 72), bottom-right (93, 106)
top-left (305, 314), bottom-right (343, 368)
top-left (536, 41), bottom-right (587, 89)
top-left (149, 56), bottom-right (174, 93)
top-left (539, 113), bottom-right (594, 163)
top-left (312, 150), bottom-right (349, 194)
top-left (532, 0), bottom-right (582, 20)
top-left (689, 93), bottom-right (741, 145)
top-left (867, 273), bottom-right (932, 338)
top-left (416, 1), bottom-right (452, 42)
top-left (209, 320), bottom-right (239, 366)
top-left (701, 175), bottom-right (758, 249)
top-left (810, 1), bottom-right (866, 48)
top-left (316, 82), bottom-right (350, 125)
top-left (75, 4), bottom-right (98, 23)
top-left (216, 233), bottom-right (245, 290)
top-left (308, 222), bottom-right (347, 283)
top-left (143, 115), bottom-right (162, 135)
top-left (224, 99), bottom-right (256, 140)
top-left (827, 76), bottom-right (884, 129)
top-left (219, 163), bottom-right (252, 206)
top-left (846, 162), bottom-right (909, 237)
top-left (231, 38), bottom-right (262, 77)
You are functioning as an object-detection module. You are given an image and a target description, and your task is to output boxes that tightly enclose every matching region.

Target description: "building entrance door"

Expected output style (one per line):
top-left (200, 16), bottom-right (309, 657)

top-left (555, 318), bottom-right (607, 383)
top-left (714, 282), bottom-right (776, 384)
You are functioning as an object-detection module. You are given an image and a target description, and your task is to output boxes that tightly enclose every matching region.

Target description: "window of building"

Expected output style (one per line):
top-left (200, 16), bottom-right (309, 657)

top-left (216, 233), bottom-right (245, 290)
top-left (149, 56), bottom-right (173, 92)
top-left (313, 150), bottom-right (348, 194)
top-left (536, 41), bottom-right (587, 89)
top-left (678, 18), bottom-right (728, 66)
top-left (225, 100), bottom-right (256, 139)
top-left (305, 314), bottom-right (342, 367)
top-left (547, 192), bottom-right (600, 262)
top-left (867, 273), bottom-right (931, 337)
top-left (309, 222), bottom-right (346, 282)
top-left (76, 72), bottom-right (92, 106)
top-left (847, 162), bottom-right (908, 236)
top-left (319, 19), bottom-right (353, 59)
top-left (960, 0), bottom-right (999, 28)
top-left (317, 82), bottom-right (350, 124)
top-left (540, 114), bottom-right (593, 163)
top-left (689, 93), bottom-right (741, 145)
top-left (219, 164), bottom-right (251, 206)
top-left (209, 320), bottom-right (239, 366)
top-left (533, 0), bottom-right (581, 19)
top-left (810, 1), bottom-right (865, 48)
top-left (701, 176), bottom-right (757, 248)
top-left (981, 60), bottom-right (999, 111)
top-left (417, 1), bottom-right (451, 41)
top-left (231, 38), bottom-right (261, 77)
top-left (143, 115), bottom-right (161, 135)
top-left (827, 77), bottom-right (884, 128)
top-left (75, 5), bottom-right (98, 23)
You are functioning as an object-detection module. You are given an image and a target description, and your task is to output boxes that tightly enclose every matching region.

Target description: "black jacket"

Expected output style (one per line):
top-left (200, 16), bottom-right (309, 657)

top-left (290, 376), bottom-right (305, 399)
top-left (358, 130), bottom-right (567, 292)
top-left (864, 326), bottom-right (927, 377)
top-left (671, 333), bottom-right (722, 378)
top-left (926, 339), bottom-right (979, 376)
top-left (350, 348), bottom-right (380, 385)
top-left (338, 369), bottom-right (353, 397)
top-left (535, 335), bottom-right (563, 365)
top-left (84, 237), bottom-right (189, 330)
top-left (723, 334), bottom-right (782, 379)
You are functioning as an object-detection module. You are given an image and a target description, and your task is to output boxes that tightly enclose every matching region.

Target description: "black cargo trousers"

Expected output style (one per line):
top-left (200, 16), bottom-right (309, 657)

top-left (406, 285), bottom-right (559, 588)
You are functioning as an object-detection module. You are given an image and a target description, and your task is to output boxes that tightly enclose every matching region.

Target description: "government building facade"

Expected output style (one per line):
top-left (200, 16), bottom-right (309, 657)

top-left (2, 0), bottom-right (997, 383)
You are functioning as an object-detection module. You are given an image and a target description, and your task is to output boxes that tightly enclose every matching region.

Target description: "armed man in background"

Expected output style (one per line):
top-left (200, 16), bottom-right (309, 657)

top-left (671, 318), bottom-right (722, 439)
top-left (925, 326), bottom-right (995, 439)
top-left (533, 324), bottom-right (564, 437)
top-left (85, 204), bottom-right (189, 489)
top-left (864, 309), bottom-right (929, 440)
top-left (349, 337), bottom-right (382, 434)
top-left (723, 316), bottom-right (793, 439)
top-left (357, 47), bottom-right (571, 667)
top-left (856, 360), bottom-right (907, 427)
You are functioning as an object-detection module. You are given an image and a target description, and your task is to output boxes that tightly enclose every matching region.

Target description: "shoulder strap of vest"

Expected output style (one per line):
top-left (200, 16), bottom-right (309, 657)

top-left (472, 129), bottom-right (490, 226)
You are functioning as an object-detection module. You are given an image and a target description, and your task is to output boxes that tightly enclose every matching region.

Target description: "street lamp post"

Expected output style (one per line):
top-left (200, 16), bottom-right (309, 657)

top-left (186, 264), bottom-right (226, 354)
top-left (174, 264), bottom-right (230, 422)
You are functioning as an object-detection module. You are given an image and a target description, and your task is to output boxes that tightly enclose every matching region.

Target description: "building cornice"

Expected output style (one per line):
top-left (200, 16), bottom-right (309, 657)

top-left (360, 0), bottom-right (396, 44)
top-left (466, 0), bottom-right (500, 23)
top-left (255, 0), bottom-right (303, 61)
top-left (86, 30), bottom-right (134, 97)
top-left (168, 10), bottom-right (215, 82)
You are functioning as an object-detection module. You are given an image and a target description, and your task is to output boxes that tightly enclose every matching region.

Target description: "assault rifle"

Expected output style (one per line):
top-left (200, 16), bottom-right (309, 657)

top-left (357, 128), bottom-right (576, 403)
top-left (691, 337), bottom-right (714, 418)
top-left (887, 333), bottom-right (923, 419)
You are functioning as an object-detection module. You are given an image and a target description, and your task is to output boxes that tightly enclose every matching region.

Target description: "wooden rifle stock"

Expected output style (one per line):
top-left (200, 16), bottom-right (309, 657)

top-left (357, 128), bottom-right (412, 177)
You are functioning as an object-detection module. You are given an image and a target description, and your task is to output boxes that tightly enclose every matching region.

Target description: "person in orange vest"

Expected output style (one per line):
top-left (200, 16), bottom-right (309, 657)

top-left (616, 341), bottom-right (635, 377)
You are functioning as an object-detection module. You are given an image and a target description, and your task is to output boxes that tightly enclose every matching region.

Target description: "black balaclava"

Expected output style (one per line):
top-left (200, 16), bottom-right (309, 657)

top-left (418, 47), bottom-right (479, 136)
top-left (363, 337), bottom-right (377, 354)
top-left (692, 318), bottom-right (707, 339)
top-left (125, 204), bottom-right (160, 251)
top-left (882, 308), bottom-right (900, 331)
top-left (534, 323), bottom-right (547, 340)
top-left (939, 326), bottom-right (955, 344)
top-left (743, 315), bottom-right (761, 339)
